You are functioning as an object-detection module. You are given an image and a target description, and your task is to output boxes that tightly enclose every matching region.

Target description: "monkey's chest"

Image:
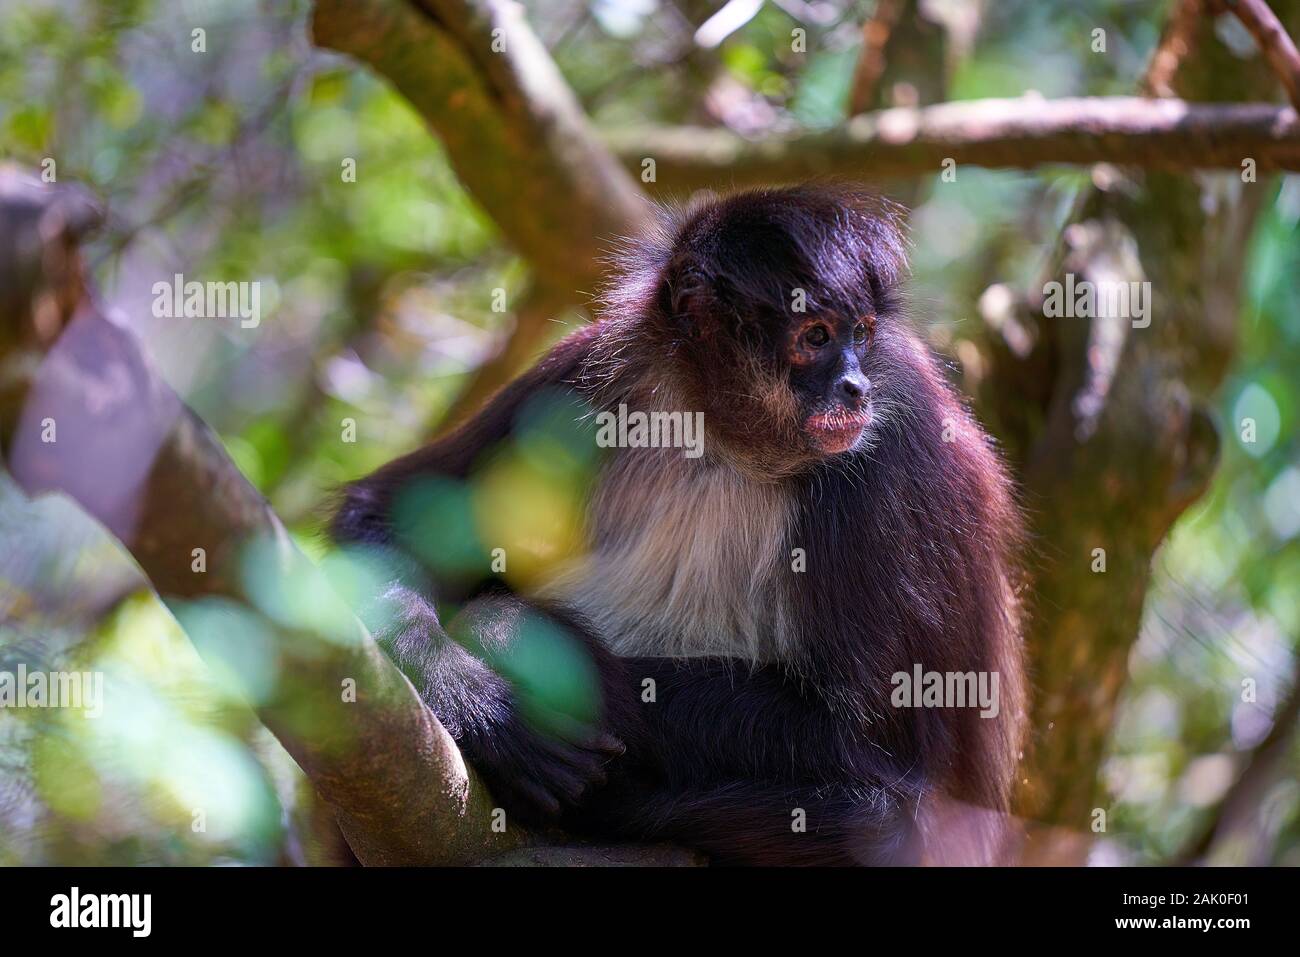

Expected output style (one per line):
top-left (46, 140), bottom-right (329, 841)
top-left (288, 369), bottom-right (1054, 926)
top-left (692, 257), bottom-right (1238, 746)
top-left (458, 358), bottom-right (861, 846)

top-left (536, 457), bottom-right (797, 661)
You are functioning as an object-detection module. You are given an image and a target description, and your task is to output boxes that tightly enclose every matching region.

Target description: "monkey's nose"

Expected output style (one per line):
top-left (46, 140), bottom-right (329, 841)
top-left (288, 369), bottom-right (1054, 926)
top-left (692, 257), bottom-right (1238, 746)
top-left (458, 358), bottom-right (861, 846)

top-left (835, 373), bottom-right (871, 402)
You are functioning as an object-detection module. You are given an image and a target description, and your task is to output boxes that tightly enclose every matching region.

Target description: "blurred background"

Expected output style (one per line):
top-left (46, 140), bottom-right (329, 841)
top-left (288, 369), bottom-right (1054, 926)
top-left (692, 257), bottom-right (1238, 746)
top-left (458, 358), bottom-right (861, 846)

top-left (0, 0), bottom-right (1297, 865)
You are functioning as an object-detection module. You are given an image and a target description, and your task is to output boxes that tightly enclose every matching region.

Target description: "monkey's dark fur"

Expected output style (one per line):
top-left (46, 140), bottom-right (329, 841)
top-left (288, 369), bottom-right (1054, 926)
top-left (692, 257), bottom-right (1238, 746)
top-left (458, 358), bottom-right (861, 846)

top-left (331, 184), bottom-right (1026, 865)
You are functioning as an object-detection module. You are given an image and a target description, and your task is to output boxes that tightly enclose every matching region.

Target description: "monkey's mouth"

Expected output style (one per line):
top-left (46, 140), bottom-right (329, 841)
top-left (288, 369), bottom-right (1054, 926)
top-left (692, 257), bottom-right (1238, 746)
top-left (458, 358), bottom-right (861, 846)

top-left (805, 406), bottom-right (872, 455)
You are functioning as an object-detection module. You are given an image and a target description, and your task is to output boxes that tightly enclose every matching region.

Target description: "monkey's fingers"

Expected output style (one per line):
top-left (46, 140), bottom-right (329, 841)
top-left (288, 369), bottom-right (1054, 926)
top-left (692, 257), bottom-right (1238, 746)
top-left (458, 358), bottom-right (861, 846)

top-left (509, 780), bottom-right (563, 820)
top-left (531, 708), bottom-right (626, 759)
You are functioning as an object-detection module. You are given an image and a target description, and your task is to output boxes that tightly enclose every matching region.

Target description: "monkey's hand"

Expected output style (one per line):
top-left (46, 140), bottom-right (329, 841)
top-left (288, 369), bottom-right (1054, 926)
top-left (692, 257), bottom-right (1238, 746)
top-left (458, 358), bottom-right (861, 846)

top-left (459, 705), bottom-right (626, 823)
top-left (365, 583), bottom-right (626, 824)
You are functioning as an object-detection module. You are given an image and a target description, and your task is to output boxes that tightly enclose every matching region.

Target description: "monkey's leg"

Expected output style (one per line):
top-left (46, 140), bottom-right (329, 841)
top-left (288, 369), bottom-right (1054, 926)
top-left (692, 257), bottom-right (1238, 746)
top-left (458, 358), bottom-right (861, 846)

top-left (360, 579), bottom-right (632, 824)
top-left (565, 657), bottom-right (924, 864)
top-left (610, 657), bottom-right (904, 785)
top-left (590, 782), bottom-right (920, 866)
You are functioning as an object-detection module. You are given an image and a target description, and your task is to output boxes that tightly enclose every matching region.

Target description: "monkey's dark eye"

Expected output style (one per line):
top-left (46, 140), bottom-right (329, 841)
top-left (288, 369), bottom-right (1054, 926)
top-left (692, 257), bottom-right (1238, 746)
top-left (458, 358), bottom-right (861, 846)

top-left (805, 325), bottom-right (831, 348)
top-left (852, 322), bottom-right (868, 345)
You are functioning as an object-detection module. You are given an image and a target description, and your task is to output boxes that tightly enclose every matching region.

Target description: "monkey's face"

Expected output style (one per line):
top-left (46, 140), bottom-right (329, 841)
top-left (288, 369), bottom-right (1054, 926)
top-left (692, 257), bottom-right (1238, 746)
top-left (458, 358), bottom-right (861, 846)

top-left (784, 310), bottom-right (877, 457)
top-left (665, 305), bottom-right (883, 479)
top-left (623, 183), bottom-right (908, 477)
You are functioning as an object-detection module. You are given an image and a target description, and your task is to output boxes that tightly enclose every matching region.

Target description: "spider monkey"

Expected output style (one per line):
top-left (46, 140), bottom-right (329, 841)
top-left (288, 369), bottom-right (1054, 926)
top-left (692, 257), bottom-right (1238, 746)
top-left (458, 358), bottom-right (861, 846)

top-left (331, 184), bottom-right (1026, 866)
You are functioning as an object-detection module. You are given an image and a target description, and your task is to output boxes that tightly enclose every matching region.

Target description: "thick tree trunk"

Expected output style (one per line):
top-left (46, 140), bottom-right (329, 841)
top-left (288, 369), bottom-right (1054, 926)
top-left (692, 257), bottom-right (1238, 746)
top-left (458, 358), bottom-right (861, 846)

top-left (1012, 0), bottom-right (1299, 861)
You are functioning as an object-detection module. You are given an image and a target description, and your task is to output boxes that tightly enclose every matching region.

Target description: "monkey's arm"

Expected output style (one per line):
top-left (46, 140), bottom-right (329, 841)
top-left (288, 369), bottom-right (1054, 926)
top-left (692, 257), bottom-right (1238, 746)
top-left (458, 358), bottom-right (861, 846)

top-left (329, 324), bottom-right (600, 549)
top-left (329, 326), bottom-right (630, 822)
top-left (355, 577), bottom-right (632, 822)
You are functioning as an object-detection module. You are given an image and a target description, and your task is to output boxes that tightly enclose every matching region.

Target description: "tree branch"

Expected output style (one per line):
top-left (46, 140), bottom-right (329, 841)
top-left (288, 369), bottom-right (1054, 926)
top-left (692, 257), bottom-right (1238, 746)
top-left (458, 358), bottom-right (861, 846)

top-left (428, 280), bottom-right (582, 437)
top-left (1144, 0), bottom-right (1208, 97)
top-left (1222, 0), bottom-right (1300, 110)
top-left (847, 0), bottom-right (905, 116)
top-left (1176, 667), bottom-right (1300, 864)
top-left (846, 0), bottom-right (951, 117)
top-left (1013, 0), bottom-right (1300, 862)
top-left (611, 96), bottom-right (1300, 192)
top-left (311, 0), bottom-right (649, 424)
top-left (312, 0), bottom-right (647, 288)
top-left (0, 167), bottom-right (523, 866)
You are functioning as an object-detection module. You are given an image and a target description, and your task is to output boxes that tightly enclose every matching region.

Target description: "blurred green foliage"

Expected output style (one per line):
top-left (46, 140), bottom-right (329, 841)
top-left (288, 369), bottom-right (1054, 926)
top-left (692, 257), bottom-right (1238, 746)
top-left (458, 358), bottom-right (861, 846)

top-left (0, 0), bottom-right (1296, 865)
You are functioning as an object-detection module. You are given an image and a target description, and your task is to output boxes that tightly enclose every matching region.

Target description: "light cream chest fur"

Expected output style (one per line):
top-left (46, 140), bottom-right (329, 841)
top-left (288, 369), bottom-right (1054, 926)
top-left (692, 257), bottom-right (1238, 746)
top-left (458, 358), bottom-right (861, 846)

top-left (536, 449), bottom-right (797, 661)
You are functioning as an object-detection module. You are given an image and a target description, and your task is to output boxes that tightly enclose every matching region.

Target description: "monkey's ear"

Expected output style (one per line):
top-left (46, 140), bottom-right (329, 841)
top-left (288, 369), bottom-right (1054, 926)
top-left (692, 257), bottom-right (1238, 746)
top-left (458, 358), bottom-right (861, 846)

top-left (658, 254), bottom-right (715, 334)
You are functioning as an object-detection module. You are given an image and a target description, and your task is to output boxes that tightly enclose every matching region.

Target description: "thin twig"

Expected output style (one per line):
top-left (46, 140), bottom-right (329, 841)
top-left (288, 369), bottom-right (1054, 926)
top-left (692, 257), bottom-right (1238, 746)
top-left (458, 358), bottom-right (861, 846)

top-left (847, 0), bottom-right (904, 116)
top-left (1175, 668), bottom-right (1300, 864)
top-left (1144, 0), bottom-right (1207, 97)
top-left (1221, 0), bottom-right (1300, 111)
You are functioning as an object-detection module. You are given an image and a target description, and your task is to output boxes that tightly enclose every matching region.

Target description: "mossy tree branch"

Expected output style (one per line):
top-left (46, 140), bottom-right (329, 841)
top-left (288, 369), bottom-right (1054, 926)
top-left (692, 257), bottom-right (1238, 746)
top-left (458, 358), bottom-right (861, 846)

top-left (311, 0), bottom-right (651, 419)
top-left (0, 166), bottom-right (523, 866)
